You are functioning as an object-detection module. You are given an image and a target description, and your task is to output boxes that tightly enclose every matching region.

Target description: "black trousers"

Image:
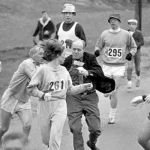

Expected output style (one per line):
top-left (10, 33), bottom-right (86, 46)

top-left (66, 92), bottom-right (101, 150)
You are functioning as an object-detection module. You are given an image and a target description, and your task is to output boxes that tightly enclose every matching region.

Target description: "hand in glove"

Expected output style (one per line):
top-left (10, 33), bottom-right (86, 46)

top-left (94, 50), bottom-right (100, 57)
top-left (126, 53), bottom-right (132, 61)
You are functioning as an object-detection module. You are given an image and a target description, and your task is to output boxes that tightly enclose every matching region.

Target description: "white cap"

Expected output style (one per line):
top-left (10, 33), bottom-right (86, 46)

top-left (128, 19), bottom-right (138, 24)
top-left (62, 4), bottom-right (76, 14)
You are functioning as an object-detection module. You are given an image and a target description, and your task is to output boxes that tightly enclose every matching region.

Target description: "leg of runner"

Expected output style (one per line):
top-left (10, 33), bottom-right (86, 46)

top-left (0, 109), bottom-right (12, 145)
top-left (127, 59), bottom-right (134, 89)
top-left (134, 50), bottom-right (141, 87)
top-left (108, 76), bottom-right (122, 124)
top-left (17, 109), bottom-right (32, 138)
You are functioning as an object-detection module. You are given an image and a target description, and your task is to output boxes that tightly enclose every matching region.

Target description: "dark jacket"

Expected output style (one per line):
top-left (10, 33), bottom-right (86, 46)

top-left (33, 17), bottom-right (55, 41)
top-left (63, 52), bottom-right (115, 93)
top-left (129, 29), bottom-right (144, 50)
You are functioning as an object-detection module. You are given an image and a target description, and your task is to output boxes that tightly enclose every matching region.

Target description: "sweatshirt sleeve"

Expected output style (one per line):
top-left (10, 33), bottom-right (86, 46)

top-left (24, 62), bottom-right (36, 79)
top-left (75, 24), bottom-right (87, 46)
top-left (66, 72), bottom-right (86, 95)
top-left (27, 68), bottom-right (44, 98)
top-left (95, 32), bottom-right (105, 51)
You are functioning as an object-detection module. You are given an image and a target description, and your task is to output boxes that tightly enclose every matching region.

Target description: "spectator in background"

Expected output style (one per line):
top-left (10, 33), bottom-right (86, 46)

top-left (2, 132), bottom-right (28, 150)
top-left (127, 19), bottom-right (144, 89)
top-left (33, 10), bottom-right (55, 45)
top-left (55, 4), bottom-right (86, 57)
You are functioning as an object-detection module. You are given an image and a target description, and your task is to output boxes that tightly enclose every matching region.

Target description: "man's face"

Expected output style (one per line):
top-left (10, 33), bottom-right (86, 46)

top-left (63, 12), bottom-right (74, 23)
top-left (3, 139), bottom-right (24, 150)
top-left (33, 47), bottom-right (44, 65)
top-left (109, 18), bottom-right (120, 30)
top-left (72, 44), bottom-right (84, 59)
top-left (128, 22), bottom-right (137, 31)
top-left (42, 12), bottom-right (48, 22)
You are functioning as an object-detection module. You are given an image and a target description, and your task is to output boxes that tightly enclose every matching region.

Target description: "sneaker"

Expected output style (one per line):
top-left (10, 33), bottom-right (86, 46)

top-left (108, 117), bottom-right (115, 124)
top-left (87, 141), bottom-right (100, 150)
top-left (127, 81), bottom-right (132, 89)
top-left (136, 78), bottom-right (140, 87)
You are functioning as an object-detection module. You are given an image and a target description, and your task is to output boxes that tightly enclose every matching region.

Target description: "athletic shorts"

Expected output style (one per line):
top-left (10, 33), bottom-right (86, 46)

top-left (102, 64), bottom-right (125, 77)
top-left (1, 90), bottom-right (31, 115)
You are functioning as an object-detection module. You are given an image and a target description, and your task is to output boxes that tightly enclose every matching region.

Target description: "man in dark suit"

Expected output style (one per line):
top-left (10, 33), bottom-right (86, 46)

top-left (63, 39), bottom-right (115, 150)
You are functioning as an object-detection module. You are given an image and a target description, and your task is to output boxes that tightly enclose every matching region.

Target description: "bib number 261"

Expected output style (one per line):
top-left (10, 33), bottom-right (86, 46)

top-left (108, 48), bottom-right (122, 58)
top-left (49, 80), bottom-right (65, 92)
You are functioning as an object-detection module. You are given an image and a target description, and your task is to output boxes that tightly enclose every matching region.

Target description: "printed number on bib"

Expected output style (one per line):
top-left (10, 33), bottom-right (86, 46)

top-left (108, 48), bottom-right (122, 58)
top-left (61, 40), bottom-right (72, 49)
top-left (49, 79), bottom-right (65, 92)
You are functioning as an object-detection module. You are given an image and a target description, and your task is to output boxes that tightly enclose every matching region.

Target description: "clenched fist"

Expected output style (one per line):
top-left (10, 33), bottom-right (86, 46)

top-left (41, 93), bottom-right (51, 101)
top-left (83, 83), bottom-right (93, 91)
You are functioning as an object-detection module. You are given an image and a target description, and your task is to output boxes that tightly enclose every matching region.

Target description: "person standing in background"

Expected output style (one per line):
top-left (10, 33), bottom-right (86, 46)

top-left (33, 10), bottom-right (55, 45)
top-left (127, 19), bottom-right (144, 89)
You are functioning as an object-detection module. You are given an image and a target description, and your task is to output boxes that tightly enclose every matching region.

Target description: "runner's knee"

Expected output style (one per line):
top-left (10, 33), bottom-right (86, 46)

top-left (70, 123), bottom-right (82, 134)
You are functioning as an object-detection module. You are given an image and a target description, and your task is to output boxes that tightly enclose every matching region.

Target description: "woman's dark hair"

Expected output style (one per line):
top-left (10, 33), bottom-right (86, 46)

top-left (43, 39), bottom-right (64, 62)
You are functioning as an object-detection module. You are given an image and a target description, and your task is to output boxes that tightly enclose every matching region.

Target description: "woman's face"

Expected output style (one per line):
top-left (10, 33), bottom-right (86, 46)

top-left (58, 51), bottom-right (66, 64)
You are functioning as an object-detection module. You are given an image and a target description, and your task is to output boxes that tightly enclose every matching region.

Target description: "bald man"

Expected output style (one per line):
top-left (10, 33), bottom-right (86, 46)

top-left (63, 40), bottom-right (103, 150)
top-left (0, 45), bottom-right (45, 146)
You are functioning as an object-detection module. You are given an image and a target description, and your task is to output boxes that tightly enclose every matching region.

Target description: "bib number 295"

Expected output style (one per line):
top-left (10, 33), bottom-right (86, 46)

top-left (108, 48), bottom-right (122, 57)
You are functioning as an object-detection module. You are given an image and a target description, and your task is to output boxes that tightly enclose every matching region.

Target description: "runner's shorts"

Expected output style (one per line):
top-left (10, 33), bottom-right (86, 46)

top-left (1, 89), bottom-right (31, 115)
top-left (103, 64), bottom-right (125, 77)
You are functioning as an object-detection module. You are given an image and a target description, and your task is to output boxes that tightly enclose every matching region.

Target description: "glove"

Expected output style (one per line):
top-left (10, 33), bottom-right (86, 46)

top-left (94, 50), bottom-right (100, 57)
top-left (65, 39), bottom-right (73, 49)
top-left (126, 53), bottom-right (132, 61)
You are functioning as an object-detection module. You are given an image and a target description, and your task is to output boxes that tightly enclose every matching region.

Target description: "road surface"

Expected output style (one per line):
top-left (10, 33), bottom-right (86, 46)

top-left (5, 76), bottom-right (150, 150)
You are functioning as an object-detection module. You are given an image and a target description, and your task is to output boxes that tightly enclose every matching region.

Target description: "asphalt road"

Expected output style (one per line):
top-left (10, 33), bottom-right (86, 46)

top-left (5, 77), bottom-right (150, 150)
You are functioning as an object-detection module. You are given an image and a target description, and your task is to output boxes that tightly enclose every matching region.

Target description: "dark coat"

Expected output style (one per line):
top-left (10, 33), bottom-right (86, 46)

top-left (33, 17), bottom-right (55, 41)
top-left (129, 29), bottom-right (144, 50)
top-left (63, 52), bottom-right (115, 93)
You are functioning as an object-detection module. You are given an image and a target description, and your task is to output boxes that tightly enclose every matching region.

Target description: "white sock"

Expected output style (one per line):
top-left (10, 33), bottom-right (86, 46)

top-left (136, 76), bottom-right (140, 80)
top-left (109, 108), bottom-right (116, 118)
top-left (128, 80), bottom-right (132, 84)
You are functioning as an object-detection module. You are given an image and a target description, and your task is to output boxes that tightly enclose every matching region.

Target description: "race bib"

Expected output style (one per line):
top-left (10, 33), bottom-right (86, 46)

top-left (48, 79), bottom-right (65, 92)
top-left (108, 48), bottom-right (122, 58)
top-left (61, 40), bottom-right (72, 49)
